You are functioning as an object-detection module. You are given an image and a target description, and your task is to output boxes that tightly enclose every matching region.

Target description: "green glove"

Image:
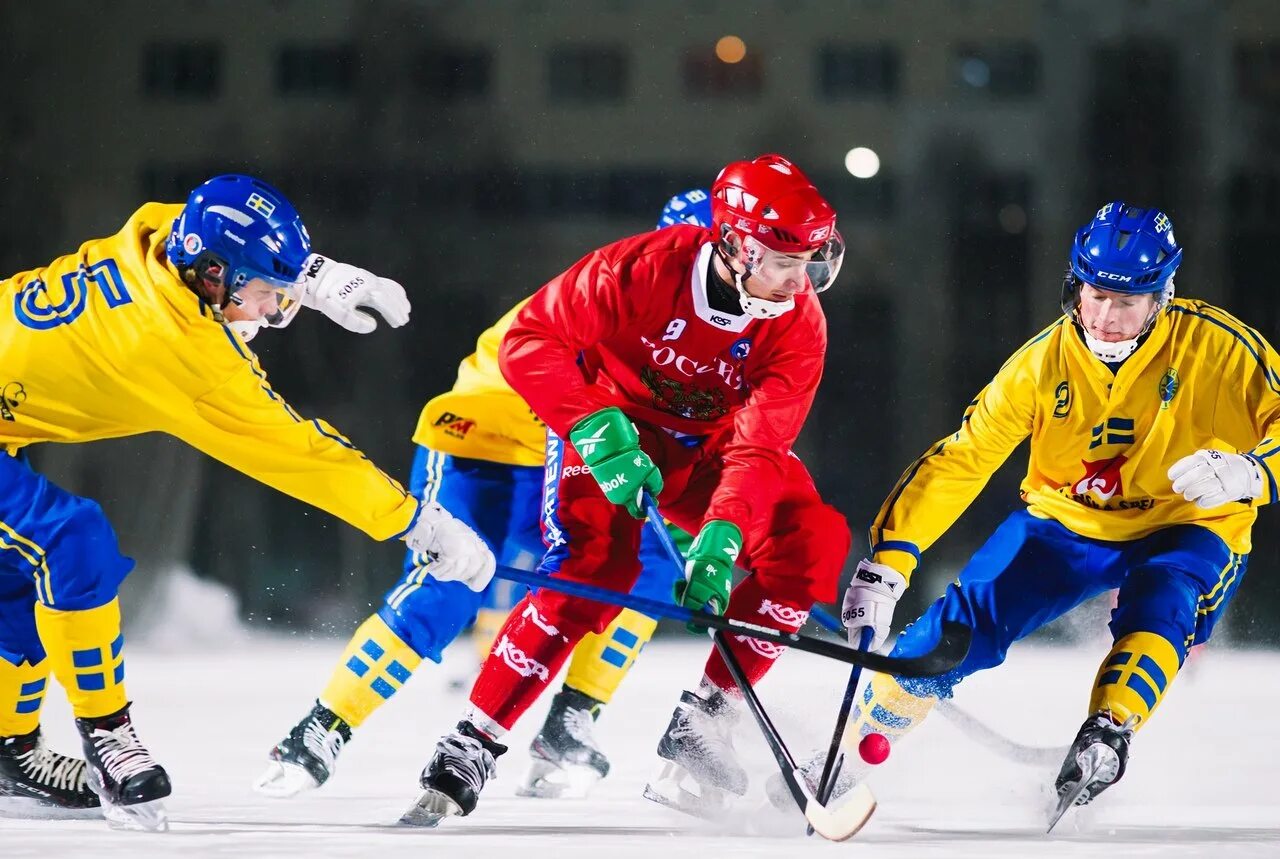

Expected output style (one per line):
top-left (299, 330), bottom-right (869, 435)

top-left (675, 519), bottom-right (742, 629)
top-left (568, 407), bottom-right (663, 518)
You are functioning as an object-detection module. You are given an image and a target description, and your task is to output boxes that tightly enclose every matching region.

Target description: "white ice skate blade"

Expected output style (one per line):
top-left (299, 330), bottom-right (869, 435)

top-left (516, 758), bottom-right (602, 799)
top-left (253, 760), bottom-right (321, 798)
top-left (399, 789), bottom-right (462, 827)
top-left (0, 796), bottom-right (103, 821)
top-left (103, 798), bottom-right (168, 832)
top-left (642, 760), bottom-right (734, 821)
top-left (1047, 744), bottom-right (1119, 833)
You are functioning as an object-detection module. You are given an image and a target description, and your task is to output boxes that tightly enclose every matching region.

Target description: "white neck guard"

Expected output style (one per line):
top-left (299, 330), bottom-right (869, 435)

top-left (1082, 330), bottom-right (1141, 363)
top-left (734, 272), bottom-right (794, 319)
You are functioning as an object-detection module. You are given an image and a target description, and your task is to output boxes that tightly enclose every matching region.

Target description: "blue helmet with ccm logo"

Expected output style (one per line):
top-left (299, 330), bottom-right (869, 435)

top-left (1068, 201), bottom-right (1182, 295)
top-left (166, 174), bottom-right (312, 307)
top-left (656, 188), bottom-right (712, 229)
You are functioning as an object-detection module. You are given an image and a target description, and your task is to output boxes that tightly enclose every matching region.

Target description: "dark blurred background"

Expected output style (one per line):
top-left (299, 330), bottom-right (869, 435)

top-left (4, 0), bottom-right (1279, 644)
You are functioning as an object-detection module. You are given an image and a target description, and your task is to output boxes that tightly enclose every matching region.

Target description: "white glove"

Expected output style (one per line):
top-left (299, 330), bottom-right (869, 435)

top-left (1168, 449), bottom-right (1263, 508)
top-left (841, 559), bottom-right (907, 652)
top-left (403, 503), bottom-right (496, 592)
top-left (301, 254), bottom-right (411, 334)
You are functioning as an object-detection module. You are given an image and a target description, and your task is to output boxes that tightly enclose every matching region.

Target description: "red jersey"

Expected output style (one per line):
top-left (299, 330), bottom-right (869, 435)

top-left (499, 225), bottom-right (828, 532)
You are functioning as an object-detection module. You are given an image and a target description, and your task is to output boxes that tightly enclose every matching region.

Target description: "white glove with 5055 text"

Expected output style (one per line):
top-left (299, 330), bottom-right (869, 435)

top-left (403, 503), bottom-right (496, 592)
top-left (841, 559), bottom-right (907, 652)
top-left (301, 254), bottom-right (411, 334)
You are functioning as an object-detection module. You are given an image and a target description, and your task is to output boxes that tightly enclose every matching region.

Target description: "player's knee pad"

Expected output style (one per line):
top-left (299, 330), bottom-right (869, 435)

top-left (320, 614), bottom-right (424, 728)
top-left (842, 672), bottom-right (938, 753)
top-left (33, 598), bottom-right (126, 719)
top-left (564, 609), bottom-right (658, 704)
top-left (1111, 565), bottom-right (1202, 650)
top-left (0, 656), bottom-right (50, 736)
top-left (1089, 631), bottom-right (1181, 730)
top-left (378, 574), bottom-right (484, 662)
top-left (755, 504), bottom-right (851, 604)
top-left (8, 495), bottom-right (133, 612)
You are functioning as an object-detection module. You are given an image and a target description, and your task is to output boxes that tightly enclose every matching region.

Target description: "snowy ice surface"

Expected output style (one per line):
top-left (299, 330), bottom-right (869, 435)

top-left (4, 634), bottom-right (1278, 858)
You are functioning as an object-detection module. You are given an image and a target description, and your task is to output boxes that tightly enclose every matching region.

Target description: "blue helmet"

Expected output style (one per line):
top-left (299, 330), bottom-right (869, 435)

top-left (1068, 202), bottom-right (1182, 295)
top-left (656, 188), bottom-right (712, 229)
top-left (166, 174), bottom-right (312, 305)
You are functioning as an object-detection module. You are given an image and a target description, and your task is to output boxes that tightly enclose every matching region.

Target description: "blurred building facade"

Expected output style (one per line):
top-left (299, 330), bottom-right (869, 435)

top-left (3, 0), bottom-right (1279, 639)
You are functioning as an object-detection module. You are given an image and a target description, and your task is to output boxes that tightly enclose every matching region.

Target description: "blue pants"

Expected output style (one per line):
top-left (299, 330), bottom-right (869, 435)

top-left (377, 446), bottom-right (681, 662)
top-left (0, 452), bottom-right (134, 667)
top-left (891, 510), bottom-right (1247, 698)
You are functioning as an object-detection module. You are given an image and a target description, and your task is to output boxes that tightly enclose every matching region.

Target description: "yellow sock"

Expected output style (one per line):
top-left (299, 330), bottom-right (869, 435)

top-left (1089, 631), bottom-right (1181, 730)
top-left (470, 607), bottom-right (510, 663)
top-left (564, 609), bottom-right (658, 705)
top-left (0, 657), bottom-right (51, 736)
top-left (34, 599), bottom-right (126, 720)
top-left (319, 615), bottom-right (423, 728)
top-left (841, 672), bottom-right (938, 753)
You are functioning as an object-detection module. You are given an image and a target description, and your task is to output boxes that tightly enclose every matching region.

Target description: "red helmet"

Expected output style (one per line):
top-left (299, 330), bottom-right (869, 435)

top-left (711, 154), bottom-right (837, 254)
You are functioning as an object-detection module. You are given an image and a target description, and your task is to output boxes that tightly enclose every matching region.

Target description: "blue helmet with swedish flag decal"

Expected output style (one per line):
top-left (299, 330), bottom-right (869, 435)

top-left (166, 174), bottom-right (312, 309)
top-left (656, 188), bottom-right (712, 229)
top-left (1068, 201), bottom-right (1182, 296)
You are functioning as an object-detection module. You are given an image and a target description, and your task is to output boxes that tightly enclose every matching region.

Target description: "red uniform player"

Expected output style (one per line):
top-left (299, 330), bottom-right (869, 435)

top-left (405, 155), bottom-right (851, 824)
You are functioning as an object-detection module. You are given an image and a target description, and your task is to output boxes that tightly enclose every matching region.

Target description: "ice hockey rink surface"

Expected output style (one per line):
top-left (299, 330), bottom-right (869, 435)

top-left (5, 632), bottom-right (1278, 858)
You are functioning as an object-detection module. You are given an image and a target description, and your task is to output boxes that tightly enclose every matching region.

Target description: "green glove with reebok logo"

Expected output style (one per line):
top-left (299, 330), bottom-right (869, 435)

top-left (675, 519), bottom-right (742, 628)
top-left (568, 407), bottom-right (663, 518)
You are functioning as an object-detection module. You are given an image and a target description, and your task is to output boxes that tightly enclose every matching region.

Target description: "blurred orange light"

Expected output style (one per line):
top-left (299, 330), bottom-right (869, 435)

top-left (715, 36), bottom-right (747, 64)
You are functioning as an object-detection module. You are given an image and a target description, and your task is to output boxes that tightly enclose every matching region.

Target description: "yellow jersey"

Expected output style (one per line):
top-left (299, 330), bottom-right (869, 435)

top-left (0, 203), bottom-right (417, 541)
top-left (411, 299), bottom-right (548, 467)
top-left (870, 299), bottom-right (1280, 581)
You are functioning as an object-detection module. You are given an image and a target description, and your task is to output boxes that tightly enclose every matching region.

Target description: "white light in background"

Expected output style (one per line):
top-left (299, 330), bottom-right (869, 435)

top-left (844, 147), bottom-right (881, 179)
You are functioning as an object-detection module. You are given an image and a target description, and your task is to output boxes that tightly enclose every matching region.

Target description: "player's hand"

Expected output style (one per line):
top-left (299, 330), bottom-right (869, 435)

top-left (568, 407), bottom-right (663, 518)
top-left (675, 519), bottom-right (741, 628)
top-left (403, 502), bottom-right (496, 592)
top-left (1168, 449), bottom-right (1264, 508)
top-left (301, 254), bottom-right (411, 334)
top-left (842, 559), bottom-right (906, 652)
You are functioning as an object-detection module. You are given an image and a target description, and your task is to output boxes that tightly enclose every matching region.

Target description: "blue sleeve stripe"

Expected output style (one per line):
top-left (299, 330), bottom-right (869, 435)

top-left (1168, 306), bottom-right (1280, 395)
top-left (219, 324), bottom-right (251, 360)
top-left (870, 540), bottom-right (921, 561)
top-left (217, 321), bottom-right (304, 423)
top-left (310, 420), bottom-right (357, 450)
top-left (391, 500), bottom-right (424, 540)
top-left (869, 440), bottom-right (946, 548)
top-left (1245, 453), bottom-right (1278, 505)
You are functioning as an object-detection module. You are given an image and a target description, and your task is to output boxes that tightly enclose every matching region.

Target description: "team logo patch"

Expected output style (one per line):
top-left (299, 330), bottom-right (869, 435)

top-left (432, 411), bottom-right (475, 440)
top-left (757, 599), bottom-right (809, 629)
top-left (730, 338), bottom-right (752, 361)
top-left (494, 635), bottom-right (550, 681)
top-left (734, 634), bottom-right (786, 660)
top-left (808, 225), bottom-right (831, 243)
top-left (1071, 456), bottom-right (1128, 502)
top-left (1159, 368), bottom-right (1179, 410)
top-left (182, 233), bottom-right (203, 256)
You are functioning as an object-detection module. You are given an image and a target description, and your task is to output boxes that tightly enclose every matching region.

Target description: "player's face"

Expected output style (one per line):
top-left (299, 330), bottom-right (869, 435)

top-left (742, 247), bottom-right (817, 302)
top-left (1077, 283), bottom-right (1157, 342)
top-left (225, 279), bottom-right (284, 322)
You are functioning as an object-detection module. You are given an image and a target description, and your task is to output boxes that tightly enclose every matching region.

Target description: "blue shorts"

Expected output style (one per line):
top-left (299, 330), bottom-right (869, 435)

top-left (0, 452), bottom-right (134, 666)
top-left (377, 445), bottom-right (682, 662)
top-left (891, 509), bottom-right (1247, 698)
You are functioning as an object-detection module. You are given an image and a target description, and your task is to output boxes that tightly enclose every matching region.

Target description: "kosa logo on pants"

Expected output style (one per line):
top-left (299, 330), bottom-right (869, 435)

top-left (757, 599), bottom-right (809, 629)
top-left (734, 634), bottom-right (785, 660)
top-left (493, 635), bottom-right (550, 681)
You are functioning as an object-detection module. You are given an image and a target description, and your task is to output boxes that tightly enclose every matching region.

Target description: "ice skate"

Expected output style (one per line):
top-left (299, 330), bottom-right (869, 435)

top-left (400, 721), bottom-right (506, 827)
top-left (76, 704), bottom-right (171, 832)
top-left (642, 689), bottom-right (747, 820)
top-left (518, 687), bottom-right (610, 798)
top-left (254, 701), bottom-right (352, 798)
top-left (0, 728), bottom-right (102, 819)
top-left (1047, 712), bottom-right (1137, 832)
top-left (764, 747), bottom-right (862, 813)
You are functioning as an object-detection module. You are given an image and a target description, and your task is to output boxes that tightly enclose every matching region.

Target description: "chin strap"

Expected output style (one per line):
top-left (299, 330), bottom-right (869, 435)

top-left (733, 270), bottom-right (795, 320)
top-left (1082, 330), bottom-right (1142, 363)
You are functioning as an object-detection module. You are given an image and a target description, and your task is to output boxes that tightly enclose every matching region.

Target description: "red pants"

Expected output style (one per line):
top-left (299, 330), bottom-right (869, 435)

top-left (470, 427), bottom-right (851, 729)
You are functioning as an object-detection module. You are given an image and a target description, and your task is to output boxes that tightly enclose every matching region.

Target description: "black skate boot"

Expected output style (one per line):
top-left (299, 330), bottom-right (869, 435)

top-left (518, 687), bottom-right (610, 798)
top-left (400, 721), bottom-right (507, 827)
top-left (1047, 712), bottom-right (1137, 831)
top-left (642, 689), bottom-right (748, 820)
top-left (76, 703), bottom-right (171, 831)
top-left (254, 701), bottom-right (353, 798)
top-left (0, 728), bottom-right (101, 819)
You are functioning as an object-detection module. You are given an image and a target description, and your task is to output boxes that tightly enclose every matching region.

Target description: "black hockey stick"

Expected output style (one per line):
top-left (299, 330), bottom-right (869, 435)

top-left (807, 625), bottom-right (875, 836)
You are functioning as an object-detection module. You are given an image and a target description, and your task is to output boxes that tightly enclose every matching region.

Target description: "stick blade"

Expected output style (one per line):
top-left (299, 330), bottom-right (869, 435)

top-left (804, 782), bottom-right (877, 842)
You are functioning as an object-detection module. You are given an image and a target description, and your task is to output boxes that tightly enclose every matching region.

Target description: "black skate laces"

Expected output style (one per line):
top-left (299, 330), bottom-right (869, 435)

top-left (90, 721), bottom-right (159, 783)
top-left (16, 736), bottom-right (89, 793)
